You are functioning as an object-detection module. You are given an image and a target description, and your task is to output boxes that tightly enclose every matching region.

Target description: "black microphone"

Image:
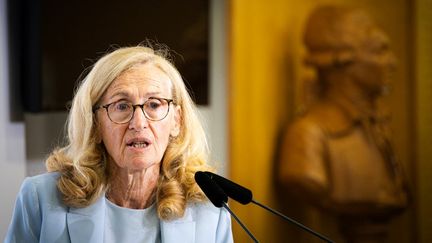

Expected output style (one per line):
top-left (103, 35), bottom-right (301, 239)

top-left (203, 171), bottom-right (334, 243)
top-left (194, 171), bottom-right (227, 207)
top-left (204, 171), bottom-right (252, 204)
top-left (194, 171), bottom-right (259, 243)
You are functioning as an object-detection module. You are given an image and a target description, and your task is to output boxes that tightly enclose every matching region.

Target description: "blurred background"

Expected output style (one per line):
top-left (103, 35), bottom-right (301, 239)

top-left (0, 0), bottom-right (430, 242)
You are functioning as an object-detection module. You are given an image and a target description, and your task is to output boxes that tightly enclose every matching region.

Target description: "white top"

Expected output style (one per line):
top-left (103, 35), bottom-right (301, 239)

top-left (104, 198), bottom-right (161, 243)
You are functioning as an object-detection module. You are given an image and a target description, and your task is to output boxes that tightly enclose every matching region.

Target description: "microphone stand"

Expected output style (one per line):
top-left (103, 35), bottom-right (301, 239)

top-left (251, 199), bottom-right (334, 243)
top-left (222, 202), bottom-right (259, 243)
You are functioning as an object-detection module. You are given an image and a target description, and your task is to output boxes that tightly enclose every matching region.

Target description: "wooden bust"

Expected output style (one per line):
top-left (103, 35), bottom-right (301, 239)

top-left (279, 5), bottom-right (410, 242)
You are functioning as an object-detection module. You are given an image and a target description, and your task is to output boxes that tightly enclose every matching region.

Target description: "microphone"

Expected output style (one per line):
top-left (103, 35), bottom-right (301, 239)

top-left (194, 171), bottom-right (259, 243)
top-left (203, 171), bottom-right (334, 243)
top-left (194, 171), bottom-right (227, 207)
top-left (204, 171), bottom-right (252, 204)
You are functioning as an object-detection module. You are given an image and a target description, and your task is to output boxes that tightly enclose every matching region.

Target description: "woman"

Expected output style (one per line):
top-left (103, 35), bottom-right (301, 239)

top-left (5, 45), bottom-right (233, 243)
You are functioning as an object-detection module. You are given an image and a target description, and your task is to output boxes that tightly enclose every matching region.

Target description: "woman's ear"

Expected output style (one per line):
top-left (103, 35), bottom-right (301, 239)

top-left (170, 105), bottom-right (181, 137)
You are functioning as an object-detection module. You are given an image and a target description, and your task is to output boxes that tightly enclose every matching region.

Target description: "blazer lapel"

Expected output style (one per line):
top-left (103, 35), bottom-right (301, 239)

top-left (160, 207), bottom-right (196, 243)
top-left (66, 196), bottom-right (197, 243)
top-left (66, 196), bottom-right (106, 243)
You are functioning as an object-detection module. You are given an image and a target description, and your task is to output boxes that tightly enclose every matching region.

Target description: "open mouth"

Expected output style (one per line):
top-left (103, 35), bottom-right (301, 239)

top-left (126, 138), bottom-right (151, 148)
top-left (128, 142), bottom-right (149, 148)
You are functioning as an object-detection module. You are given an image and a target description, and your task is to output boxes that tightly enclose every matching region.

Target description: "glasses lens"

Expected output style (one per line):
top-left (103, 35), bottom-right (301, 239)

top-left (108, 101), bottom-right (133, 123)
top-left (144, 98), bottom-right (170, 121)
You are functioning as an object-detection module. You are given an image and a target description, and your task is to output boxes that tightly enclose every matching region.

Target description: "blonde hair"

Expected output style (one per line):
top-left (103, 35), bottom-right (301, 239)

top-left (46, 45), bottom-right (212, 220)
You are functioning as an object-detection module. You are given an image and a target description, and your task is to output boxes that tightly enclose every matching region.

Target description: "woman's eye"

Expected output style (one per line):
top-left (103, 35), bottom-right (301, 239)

top-left (115, 102), bottom-right (130, 111)
top-left (148, 101), bottom-right (162, 110)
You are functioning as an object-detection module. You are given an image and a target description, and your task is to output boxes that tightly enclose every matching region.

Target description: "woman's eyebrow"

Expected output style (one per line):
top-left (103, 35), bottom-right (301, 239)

top-left (108, 91), bottom-right (130, 100)
top-left (107, 88), bottom-right (164, 100)
top-left (146, 91), bottom-right (162, 97)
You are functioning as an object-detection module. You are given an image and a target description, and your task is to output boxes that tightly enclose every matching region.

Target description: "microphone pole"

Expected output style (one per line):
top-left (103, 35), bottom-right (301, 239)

top-left (251, 199), bottom-right (333, 243)
top-left (204, 171), bottom-right (334, 243)
top-left (194, 172), bottom-right (259, 243)
top-left (221, 202), bottom-right (258, 243)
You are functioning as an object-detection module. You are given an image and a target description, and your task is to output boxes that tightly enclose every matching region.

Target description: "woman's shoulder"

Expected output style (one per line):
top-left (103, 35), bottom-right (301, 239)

top-left (19, 172), bottom-right (65, 208)
top-left (27, 171), bottom-right (60, 181)
top-left (22, 172), bottom-right (60, 191)
top-left (6, 172), bottom-right (70, 243)
top-left (186, 201), bottom-right (228, 222)
top-left (186, 202), bottom-right (233, 241)
top-left (188, 201), bottom-right (219, 212)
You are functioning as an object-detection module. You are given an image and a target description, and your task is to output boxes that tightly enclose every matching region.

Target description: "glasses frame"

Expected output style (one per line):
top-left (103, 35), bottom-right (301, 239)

top-left (93, 97), bottom-right (175, 124)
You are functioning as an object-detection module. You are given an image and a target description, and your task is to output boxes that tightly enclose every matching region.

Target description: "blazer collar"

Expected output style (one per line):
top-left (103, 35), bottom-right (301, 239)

top-left (160, 205), bottom-right (196, 243)
top-left (66, 196), bottom-right (106, 243)
top-left (66, 196), bottom-right (196, 243)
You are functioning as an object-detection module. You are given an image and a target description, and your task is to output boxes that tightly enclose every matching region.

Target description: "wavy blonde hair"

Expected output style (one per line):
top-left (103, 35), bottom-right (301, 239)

top-left (46, 45), bottom-right (212, 220)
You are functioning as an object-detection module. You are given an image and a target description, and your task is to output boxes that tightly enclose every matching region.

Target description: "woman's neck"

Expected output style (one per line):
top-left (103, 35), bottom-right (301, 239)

top-left (106, 162), bottom-right (160, 209)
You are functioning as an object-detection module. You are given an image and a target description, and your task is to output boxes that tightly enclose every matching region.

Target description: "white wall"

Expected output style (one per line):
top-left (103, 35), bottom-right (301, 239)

top-left (0, 0), bottom-right (227, 239)
top-left (23, 0), bottom-right (228, 174)
top-left (0, 0), bottom-right (27, 239)
top-left (199, 0), bottom-right (228, 175)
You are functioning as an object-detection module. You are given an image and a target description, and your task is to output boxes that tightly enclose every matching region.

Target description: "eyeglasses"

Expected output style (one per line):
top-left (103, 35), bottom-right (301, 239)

top-left (93, 97), bottom-right (175, 124)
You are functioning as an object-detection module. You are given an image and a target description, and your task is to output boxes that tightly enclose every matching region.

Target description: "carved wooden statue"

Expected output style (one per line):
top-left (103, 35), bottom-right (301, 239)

top-left (279, 5), bottom-right (410, 242)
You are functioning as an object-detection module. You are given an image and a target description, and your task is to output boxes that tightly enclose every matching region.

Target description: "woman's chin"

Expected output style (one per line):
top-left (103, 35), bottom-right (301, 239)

top-left (128, 159), bottom-right (160, 171)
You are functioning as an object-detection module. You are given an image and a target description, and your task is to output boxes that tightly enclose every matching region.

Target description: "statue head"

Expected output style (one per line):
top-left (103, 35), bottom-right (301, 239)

top-left (303, 5), bottom-right (396, 96)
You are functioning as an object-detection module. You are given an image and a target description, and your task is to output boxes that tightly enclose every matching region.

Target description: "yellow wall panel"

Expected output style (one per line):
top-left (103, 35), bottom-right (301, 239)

top-left (228, 0), bottom-right (420, 242)
top-left (415, 0), bottom-right (432, 242)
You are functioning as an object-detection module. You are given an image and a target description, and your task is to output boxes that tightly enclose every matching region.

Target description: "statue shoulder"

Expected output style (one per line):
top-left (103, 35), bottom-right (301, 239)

top-left (290, 102), bottom-right (354, 135)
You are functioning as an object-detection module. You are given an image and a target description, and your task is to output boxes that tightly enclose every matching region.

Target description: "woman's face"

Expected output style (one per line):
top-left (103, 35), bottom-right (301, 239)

top-left (96, 63), bottom-right (181, 171)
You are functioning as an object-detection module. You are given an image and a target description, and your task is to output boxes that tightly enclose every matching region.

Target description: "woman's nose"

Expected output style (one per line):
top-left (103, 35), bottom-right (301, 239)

top-left (129, 106), bottom-right (149, 131)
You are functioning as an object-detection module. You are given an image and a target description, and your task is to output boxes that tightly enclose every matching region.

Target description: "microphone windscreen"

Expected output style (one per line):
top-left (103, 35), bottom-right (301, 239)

top-left (194, 171), bottom-right (228, 208)
top-left (204, 172), bottom-right (253, 205)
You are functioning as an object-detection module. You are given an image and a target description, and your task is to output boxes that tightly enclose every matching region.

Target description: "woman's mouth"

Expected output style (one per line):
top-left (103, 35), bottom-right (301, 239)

top-left (126, 137), bottom-right (152, 148)
top-left (128, 141), bottom-right (149, 148)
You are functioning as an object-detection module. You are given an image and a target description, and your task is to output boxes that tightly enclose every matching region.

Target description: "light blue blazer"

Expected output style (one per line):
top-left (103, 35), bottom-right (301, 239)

top-left (4, 173), bottom-right (233, 243)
